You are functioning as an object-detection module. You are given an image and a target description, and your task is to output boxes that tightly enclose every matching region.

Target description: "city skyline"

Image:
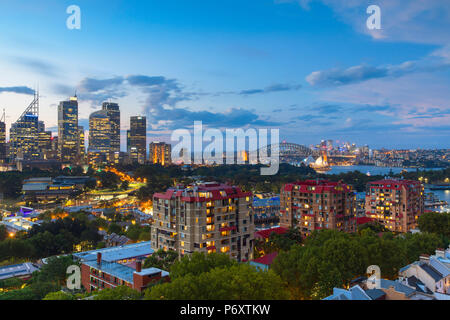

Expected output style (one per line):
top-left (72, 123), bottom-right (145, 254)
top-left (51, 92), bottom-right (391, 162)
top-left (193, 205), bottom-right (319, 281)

top-left (0, 1), bottom-right (449, 149)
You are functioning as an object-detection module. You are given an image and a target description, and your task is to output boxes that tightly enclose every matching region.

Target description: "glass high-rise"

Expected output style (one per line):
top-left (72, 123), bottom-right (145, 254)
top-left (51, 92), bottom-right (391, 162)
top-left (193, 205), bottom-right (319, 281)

top-left (128, 116), bottom-right (146, 164)
top-left (102, 102), bottom-right (120, 153)
top-left (88, 110), bottom-right (111, 167)
top-left (58, 96), bottom-right (79, 163)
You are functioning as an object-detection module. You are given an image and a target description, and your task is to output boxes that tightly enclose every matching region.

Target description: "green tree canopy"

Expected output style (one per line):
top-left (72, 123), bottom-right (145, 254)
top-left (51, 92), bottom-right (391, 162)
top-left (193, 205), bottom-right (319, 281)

top-left (144, 264), bottom-right (288, 300)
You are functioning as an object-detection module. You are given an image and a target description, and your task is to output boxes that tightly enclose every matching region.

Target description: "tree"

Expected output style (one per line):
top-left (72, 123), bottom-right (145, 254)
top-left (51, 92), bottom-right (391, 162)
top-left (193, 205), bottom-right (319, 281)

top-left (418, 212), bottom-right (450, 239)
top-left (107, 223), bottom-right (122, 235)
top-left (120, 180), bottom-right (129, 191)
top-left (93, 285), bottom-right (143, 300)
top-left (268, 228), bottom-right (302, 252)
top-left (0, 225), bottom-right (7, 241)
top-left (144, 264), bottom-right (288, 300)
top-left (43, 291), bottom-right (75, 300)
top-left (169, 252), bottom-right (237, 279)
top-left (143, 249), bottom-right (179, 271)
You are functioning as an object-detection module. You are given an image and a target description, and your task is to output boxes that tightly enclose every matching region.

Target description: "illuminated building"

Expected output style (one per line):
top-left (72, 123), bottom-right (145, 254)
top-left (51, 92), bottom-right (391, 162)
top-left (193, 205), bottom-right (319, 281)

top-left (280, 180), bottom-right (356, 238)
top-left (78, 126), bottom-right (86, 162)
top-left (58, 96), bottom-right (79, 163)
top-left (75, 242), bottom-right (169, 293)
top-left (0, 112), bottom-right (6, 163)
top-left (151, 182), bottom-right (254, 262)
top-left (128, 116), bottom-right (146, 164)
top-left (149, 142), bottom-right (171, 165)
top-left (365, 179), bottom-right (424, 233)
top-left (9, 93), bottom-right (40, 161)
top-left (88, 110), bottom-right (111, 168)
top-left (102, 102), bottom-right (120, 153)
top-left (38, 131), bottom-right (53, 159)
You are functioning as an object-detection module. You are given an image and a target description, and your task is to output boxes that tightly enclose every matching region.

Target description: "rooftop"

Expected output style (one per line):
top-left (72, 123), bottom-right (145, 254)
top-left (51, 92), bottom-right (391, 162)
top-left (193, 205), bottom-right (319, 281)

top-left (0, 262), bottom-right (41, 280)
top-left (73, 241), bottom-right (153, 262)
top-left (255, 227), bottom-right (288, 239)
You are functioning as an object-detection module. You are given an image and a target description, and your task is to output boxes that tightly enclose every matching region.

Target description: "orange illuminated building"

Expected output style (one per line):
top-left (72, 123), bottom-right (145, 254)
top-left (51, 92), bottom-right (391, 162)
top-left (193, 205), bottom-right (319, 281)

top-left (149, 142), bottom-right (171, 165)
top-left (151, 182), bottom-right (254, 262)
top-left (365, 179), bottom-right (424, 233)
top-left (280, 180), bottom-right (357, 238)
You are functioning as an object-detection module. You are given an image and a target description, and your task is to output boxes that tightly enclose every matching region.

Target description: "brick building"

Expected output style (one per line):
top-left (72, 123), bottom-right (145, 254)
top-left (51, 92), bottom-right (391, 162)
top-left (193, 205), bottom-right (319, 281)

top-left (280, 180), bottom-right (356, 237)
top-left (151, 182), bottom-right (254, 262)
top-left (365, 179), bottom-right (424, 232)
top-left (75, 241), bottom-right (169, 293)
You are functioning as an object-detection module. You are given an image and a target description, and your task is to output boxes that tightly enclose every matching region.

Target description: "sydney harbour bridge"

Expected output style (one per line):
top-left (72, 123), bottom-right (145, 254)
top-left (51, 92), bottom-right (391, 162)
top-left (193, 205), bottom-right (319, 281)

top-left (256, 142), bottom-right (317, 164)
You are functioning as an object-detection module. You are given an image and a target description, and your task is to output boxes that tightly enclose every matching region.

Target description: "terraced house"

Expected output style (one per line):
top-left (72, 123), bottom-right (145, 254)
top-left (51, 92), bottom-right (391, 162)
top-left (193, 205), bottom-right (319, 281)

top-left (151, 182), bottom-right (254, 262)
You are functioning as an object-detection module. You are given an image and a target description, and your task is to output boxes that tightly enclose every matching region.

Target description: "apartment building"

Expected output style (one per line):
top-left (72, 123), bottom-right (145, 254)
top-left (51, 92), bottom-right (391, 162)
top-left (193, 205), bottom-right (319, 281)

top-left (280, 180), bottom-right (356, 237)
top-left (75, 241), bottom-right (169, 293)
top-left (365, 179), bottom-right (424, 232)
top-left (151, 182), bottom-right (254, 262)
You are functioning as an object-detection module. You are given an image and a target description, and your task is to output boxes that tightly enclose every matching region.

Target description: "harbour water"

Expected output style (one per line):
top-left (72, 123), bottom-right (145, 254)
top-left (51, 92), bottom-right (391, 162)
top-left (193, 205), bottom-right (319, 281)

top-left (325, 165), bottom-right (443, 176)
top-left (323, 165), bottom-right (449, 210)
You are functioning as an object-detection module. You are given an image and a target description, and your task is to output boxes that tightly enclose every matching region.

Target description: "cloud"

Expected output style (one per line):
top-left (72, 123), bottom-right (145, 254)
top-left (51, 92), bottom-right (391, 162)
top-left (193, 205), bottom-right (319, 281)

top-left (148, 105), bottom-right (283, 130)
top-left (239, 83), bottom-right (302, 95)
top-left (11, 56), bottom-right (60, 77)
top-left (0, 86), bottom-right (35, 95)
top-left (280, 0), bottom-right (450, 45)
top-left (78, 77), bottom-right (125, 93)
top-left (296, 114), bottom-right (322, 121)
top-left (306, 59), bottom-right (450, 87)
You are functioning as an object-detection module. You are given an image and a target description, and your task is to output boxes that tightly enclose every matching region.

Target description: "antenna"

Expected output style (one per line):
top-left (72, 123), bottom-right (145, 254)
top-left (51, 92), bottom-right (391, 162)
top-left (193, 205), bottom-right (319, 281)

top-left (1, 109), bottom-right (5, 123)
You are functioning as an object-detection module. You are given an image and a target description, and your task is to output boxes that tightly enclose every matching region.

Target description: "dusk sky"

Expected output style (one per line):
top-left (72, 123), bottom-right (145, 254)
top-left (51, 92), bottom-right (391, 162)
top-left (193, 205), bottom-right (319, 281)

top-left (0, 0), bottom-right (449, 150)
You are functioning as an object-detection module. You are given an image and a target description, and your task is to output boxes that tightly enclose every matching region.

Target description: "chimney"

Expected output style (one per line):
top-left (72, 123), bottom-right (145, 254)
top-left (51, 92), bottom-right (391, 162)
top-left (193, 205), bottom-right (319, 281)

top-left (436, 249), bottom-right (445, 258)
top-left (419, 254), bottom-right (430, 263)
top-left (97, 252), bottom-right (102, 265)
top-left (136, 259), bottom-right (142, 273)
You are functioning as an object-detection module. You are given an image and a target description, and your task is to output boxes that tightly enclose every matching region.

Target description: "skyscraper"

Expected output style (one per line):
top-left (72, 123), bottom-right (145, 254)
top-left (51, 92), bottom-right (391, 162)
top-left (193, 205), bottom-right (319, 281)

top-left (88, 110), bottom-right (111, 168)
top-left (9, 93), bottom-right (40, 161)
top-left (102, 102), bottom-right (120, 153)
top-left (149, 142), bottom-right (171, 165)
top-left (58, 96), bottom-right (79, 163)
top-left (128, 116), bottom-right (146, 164)
top-left (0, 111), bottom-right (6, 163)
top-left (78, 126), bottom-right (86, 162)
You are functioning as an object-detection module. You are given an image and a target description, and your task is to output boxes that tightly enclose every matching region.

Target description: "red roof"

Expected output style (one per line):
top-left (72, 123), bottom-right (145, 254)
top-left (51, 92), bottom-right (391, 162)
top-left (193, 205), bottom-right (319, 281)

top-left (252, 252), bottom-right (278, 266)
top-left (154, 183), bottom-right (252, 202)
top-left (356, 217), bottom-right (375, 225)
top-left (255, 227), bottom-right (288, 239)
top-left (367, 179), bottom-right (422, 190)
top-left (283, 180), bottom-right (352, 194)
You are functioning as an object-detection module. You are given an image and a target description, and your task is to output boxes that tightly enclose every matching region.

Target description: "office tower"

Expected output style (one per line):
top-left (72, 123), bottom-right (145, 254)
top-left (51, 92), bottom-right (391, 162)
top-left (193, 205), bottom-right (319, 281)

top-left (38, 121), bottom-right (45, 133)
top-left (88, 110), bottom-right (111, 167)
top-left (78, 126), bottom-right (86, 162)
top-left (151, 182), bottom-right (255, 262)
top-left (38, 131), bottom-right (52, 159)
top-left (0, 111), bottom-right (6, 163)
top-left (9, 93), bottom-right (40, 161)
top-left (58, 96), bottom-right (79, 163)
top-left (102, 102), bottom-right (120, 153)
top-left (149, 142), bottom-right (171, 165)
top-left (365, 179), bottom-right (424, 233)
top-left (128, 116), bottom-right (146, 164)
top-left (52, 136), bottom-right (58, 153)
top-left (280, 180), bottom-right (357, 238)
